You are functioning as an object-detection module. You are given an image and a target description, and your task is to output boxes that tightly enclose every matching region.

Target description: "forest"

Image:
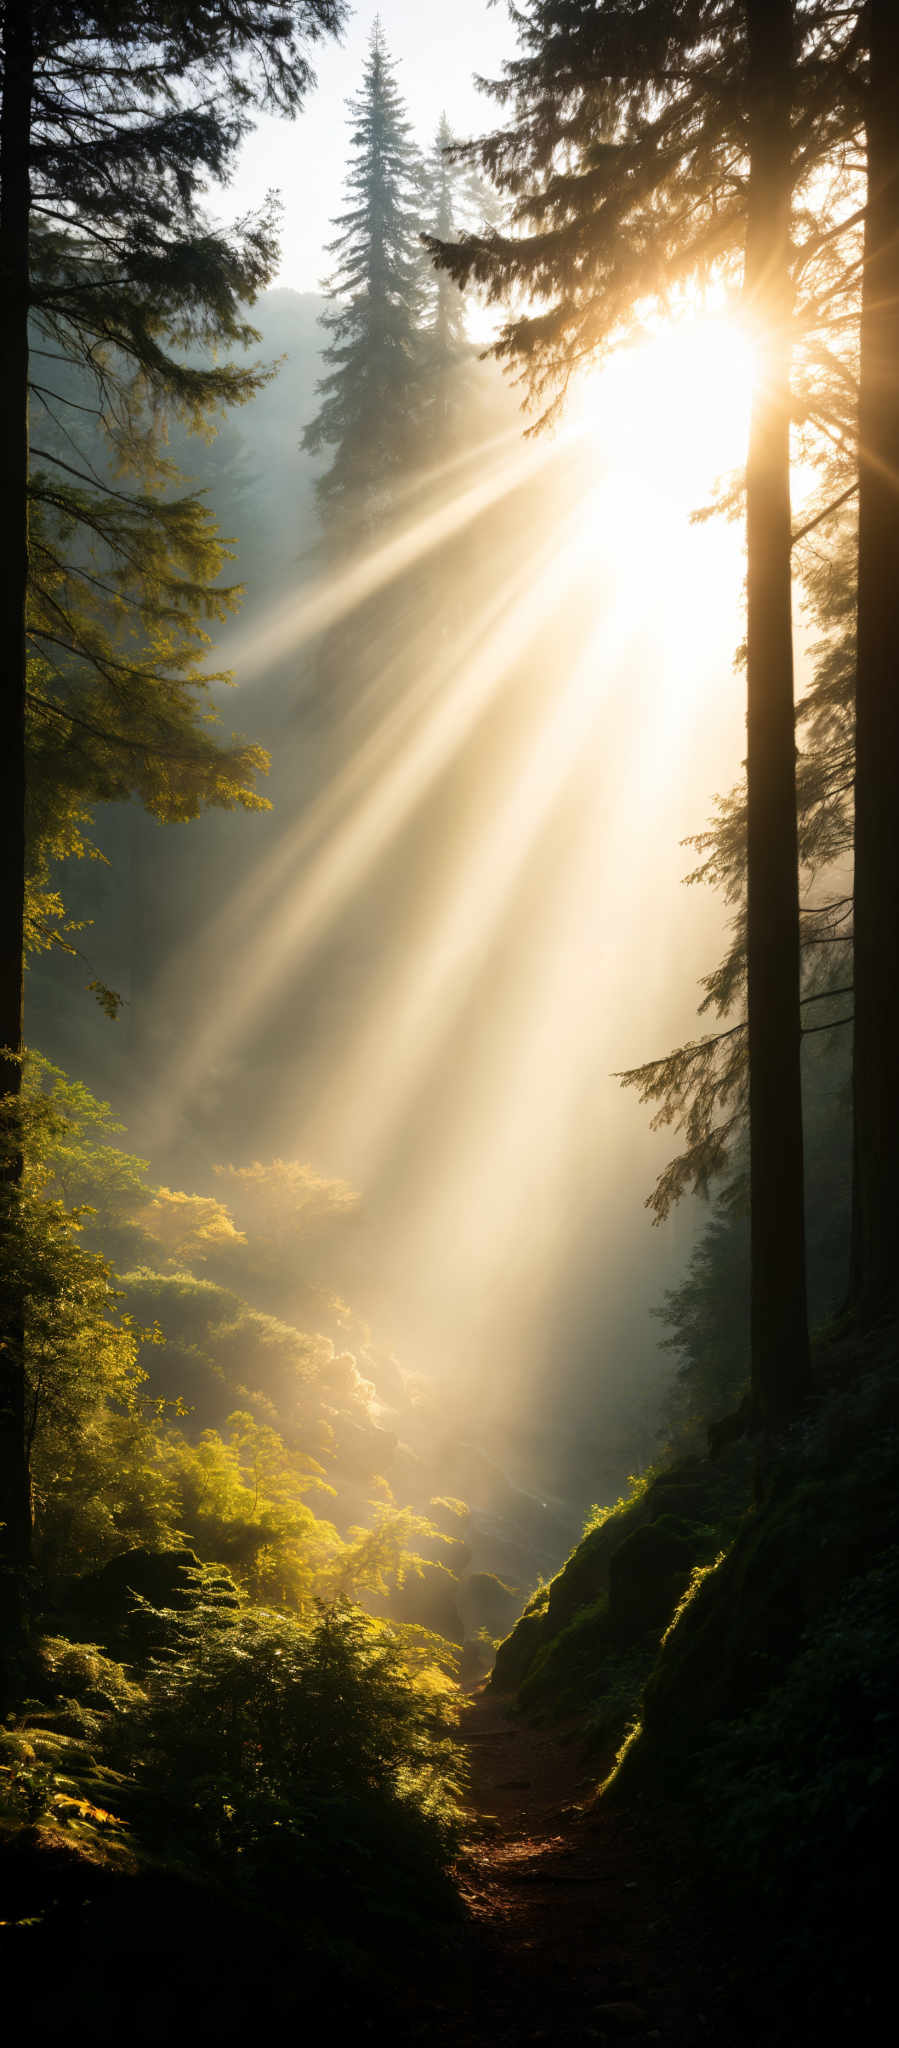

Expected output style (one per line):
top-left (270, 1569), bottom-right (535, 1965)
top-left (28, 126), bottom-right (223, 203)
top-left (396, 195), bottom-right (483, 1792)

top-left (0, 1), bottom-right (896, 2041)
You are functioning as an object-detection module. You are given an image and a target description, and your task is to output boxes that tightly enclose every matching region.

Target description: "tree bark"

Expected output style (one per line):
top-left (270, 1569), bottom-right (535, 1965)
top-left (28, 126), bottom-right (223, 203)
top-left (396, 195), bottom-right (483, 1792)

top-left (850, 0), bottom-right (899, 1327)
top-left (743, 0), bottom-right (811, 1425)
top-left (0, 0), bottom-right (34, 1618)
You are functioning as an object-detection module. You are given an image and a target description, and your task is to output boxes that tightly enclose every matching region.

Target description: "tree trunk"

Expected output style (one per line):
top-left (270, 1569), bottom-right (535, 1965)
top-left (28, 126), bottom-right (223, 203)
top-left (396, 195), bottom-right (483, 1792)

top-left (0, 0), bottom-right (34, 1626)
top-left (850, 0), bottom-right (899, 1327)
top-left (743, 0), bottom-right (811, 1426)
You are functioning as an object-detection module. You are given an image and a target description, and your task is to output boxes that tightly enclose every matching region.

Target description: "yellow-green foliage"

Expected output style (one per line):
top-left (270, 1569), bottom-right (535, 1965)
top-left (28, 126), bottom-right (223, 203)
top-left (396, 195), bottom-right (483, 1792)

top-left (581, 1465), bottom-right (661, 1537)
top-left (6, 1054), bottom-right (461, 1617)
top-left (0, 1637), bottom-right (144, 1861)
top-left (128, 1187), bottom-right (248, 1264)
top-left (599, 1715), bottom-right (645, 1796)
top-left (492, 1449), bottom-right (749, 1791)
top-left (134, 1599), bottom-right (465, 1856)
top-left (212, 1157), bottom-right (359, 1239)
top-left (660, 1551), bottom-right (728, 1645)
top-left (493, 1470), bottom-right (655, 1695)
top-left (0, 1601), bottom-right (464, 1916)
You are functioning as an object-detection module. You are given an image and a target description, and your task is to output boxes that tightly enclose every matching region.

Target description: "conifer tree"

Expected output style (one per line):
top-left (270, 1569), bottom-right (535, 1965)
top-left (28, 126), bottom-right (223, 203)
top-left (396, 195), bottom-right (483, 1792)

top-left (850, 0), bottom-right (899, 1323)
top-left (423, 114), bottom-right (484, 374)
top-left (618, 490), bottom-right (857, 1228)
top-left (302, 19), bottom-right (426, 523)
top-left (0, 0), bottom-right (345, 1621)
top-left (0, 0), bottom-right (33, 1598)
top-left (741, 0), bottom-right (811, 1421)
top-left (624, 4), bottom-right (899, 1338)
top-left (419, 114), bottom-right (505, 454)
top-left (430, 0), bottom-right (865, 1425)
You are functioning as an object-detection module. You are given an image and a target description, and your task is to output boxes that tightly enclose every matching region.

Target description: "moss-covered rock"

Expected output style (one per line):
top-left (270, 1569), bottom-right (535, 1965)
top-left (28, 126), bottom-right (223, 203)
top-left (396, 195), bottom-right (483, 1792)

top-left (607, 1516), bottom-right (698, 1639)
top-left (603, 1354), bottom-right (899, 2042)
top-left (641, 1363), bottom-right (899, 1762)
top-left (644, 1480), bottom-right (710, 1524)
top-left (491, 1588), bottom-right (550, 1693)
top-left (542, 1496), bottom-right (650, 1636)
top-left (518, 1594), bottom-right (613, 1715)
top-left (490, 1448), bottom-right (750, 1707)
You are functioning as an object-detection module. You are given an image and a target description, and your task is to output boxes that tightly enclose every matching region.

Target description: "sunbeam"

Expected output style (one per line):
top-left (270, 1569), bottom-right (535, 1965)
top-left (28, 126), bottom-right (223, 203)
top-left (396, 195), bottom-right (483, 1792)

top-left (312, 473), bottom-right (746, 1209)
top-left (310, 499), bottom-right (647, 1177)
top-left (149, 502), bottom-right (596, 1144)
top-left (218, 423), bottom-right (570, 681)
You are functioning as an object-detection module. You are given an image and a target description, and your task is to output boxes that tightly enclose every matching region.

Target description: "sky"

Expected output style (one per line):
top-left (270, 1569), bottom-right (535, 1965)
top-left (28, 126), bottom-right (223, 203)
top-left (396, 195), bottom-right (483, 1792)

top-left (227, 1), bottom-right (515, 292)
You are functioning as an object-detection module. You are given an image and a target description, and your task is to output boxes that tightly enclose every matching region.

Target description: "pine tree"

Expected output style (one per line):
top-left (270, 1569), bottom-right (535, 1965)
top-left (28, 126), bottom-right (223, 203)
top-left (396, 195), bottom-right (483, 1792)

top-left (741, 0), bottom-right (811, 1423)
top-left (0, 0), bottom-right (33, 1608)
top-left (427, 0), bottom-right (842, 1424)
top-left (424, 115), bottom-right (468, 366)
top-left (302, 19), bottom-right (427, 524)
top-left (613, 8), bottom-right (899, 1345)
top-left (617, 499), bottom-right (857, 1228)
top-left (0, 0), bottom-right (345, 1636)
top-left (850, 0), bottom-right (899, 1324)
top-left (418, 114), bottom-right (505, 456)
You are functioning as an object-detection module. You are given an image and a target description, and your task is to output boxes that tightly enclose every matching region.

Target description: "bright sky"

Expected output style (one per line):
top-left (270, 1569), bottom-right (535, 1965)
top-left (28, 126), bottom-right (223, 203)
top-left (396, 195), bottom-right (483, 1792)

top-left (226, 1), bottom-right (515, 292)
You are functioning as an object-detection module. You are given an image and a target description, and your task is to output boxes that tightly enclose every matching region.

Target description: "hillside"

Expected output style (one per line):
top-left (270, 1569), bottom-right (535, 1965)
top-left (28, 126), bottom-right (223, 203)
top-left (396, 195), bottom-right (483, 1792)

top-left (479, 1338), bottom-right (898, 2039)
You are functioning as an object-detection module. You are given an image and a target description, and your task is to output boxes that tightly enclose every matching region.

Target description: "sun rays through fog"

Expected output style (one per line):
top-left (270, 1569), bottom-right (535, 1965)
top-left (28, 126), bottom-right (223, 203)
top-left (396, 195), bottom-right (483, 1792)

top-left (133, 310), bottom-right (754, 1432)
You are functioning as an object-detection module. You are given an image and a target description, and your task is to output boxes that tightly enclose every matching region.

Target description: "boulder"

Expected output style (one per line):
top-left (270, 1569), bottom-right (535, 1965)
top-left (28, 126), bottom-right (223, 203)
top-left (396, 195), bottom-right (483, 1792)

top-left (607, 1516), bottom-right (696, 1639)
top-left (491, 1597), bottom-right (549, 1694)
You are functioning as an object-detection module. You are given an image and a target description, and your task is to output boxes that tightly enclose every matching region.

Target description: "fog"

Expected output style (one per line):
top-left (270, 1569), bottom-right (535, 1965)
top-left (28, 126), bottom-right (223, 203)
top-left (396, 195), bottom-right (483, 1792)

top-left (29, 289), bottom-right (749, 1579)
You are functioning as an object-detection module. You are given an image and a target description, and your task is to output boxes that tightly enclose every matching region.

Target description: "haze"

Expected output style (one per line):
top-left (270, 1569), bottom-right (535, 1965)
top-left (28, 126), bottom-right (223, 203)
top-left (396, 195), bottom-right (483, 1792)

top-left (30, 7), bottom-right (757, 1575)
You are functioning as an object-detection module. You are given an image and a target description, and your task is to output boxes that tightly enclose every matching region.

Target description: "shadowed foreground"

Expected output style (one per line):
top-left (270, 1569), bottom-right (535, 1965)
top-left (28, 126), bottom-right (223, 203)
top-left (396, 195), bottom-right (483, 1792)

top-left (437, 1688), bottom-right (711, 2048)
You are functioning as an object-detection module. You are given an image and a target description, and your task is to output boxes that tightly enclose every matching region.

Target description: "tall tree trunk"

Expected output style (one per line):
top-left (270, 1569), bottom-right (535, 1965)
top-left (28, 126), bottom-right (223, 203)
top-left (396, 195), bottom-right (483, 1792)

top-left (850, 0), bottom-right (899, 1327)
top-left (743, 0), bottom-right (811, 1426)
top-left (0, 0), bottom-right (34, 1634)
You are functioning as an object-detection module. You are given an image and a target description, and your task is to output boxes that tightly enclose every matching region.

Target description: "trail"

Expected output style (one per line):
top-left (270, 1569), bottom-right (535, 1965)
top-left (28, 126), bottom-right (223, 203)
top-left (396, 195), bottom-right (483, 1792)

top-left (432, 1687), bottom-right (713, 2048)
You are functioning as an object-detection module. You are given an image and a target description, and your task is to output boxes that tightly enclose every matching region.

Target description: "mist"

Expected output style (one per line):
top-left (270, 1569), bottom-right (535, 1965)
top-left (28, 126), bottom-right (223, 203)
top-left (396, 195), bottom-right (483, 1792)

top-left (27, 282), bottom-right (750, 1585)
top-left (4, 9), bottom-right (887, 2037)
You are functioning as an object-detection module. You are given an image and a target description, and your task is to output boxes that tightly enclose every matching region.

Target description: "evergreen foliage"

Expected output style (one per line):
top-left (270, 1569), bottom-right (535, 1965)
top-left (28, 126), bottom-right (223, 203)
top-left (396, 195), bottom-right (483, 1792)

top-left (302, 19), bottom-right (428, 521)
top-left (1, 0), bottom-right (348, 1602)
top-left (0, 1598), bottom-right (464, 2025)
top-left (4, 8), bottom-right (899, 2036)
top-left (428, 1), bottom-right (860, 422)
top-left (429, 0), bottom-right (863, 1420)
top-left (22, 0), bottom-right (348, 942)
top-left (617, 481), bottom-right (857, 1220)
top-left (0, 1050), bottom-right (457, 1617)
top-left (423, 115), bottom-right (469, 364)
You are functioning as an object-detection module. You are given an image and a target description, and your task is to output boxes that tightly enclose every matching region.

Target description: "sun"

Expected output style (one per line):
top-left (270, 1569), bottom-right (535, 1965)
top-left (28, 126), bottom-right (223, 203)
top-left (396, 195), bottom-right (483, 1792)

top-left (575, 310), bottom-right (756, 506)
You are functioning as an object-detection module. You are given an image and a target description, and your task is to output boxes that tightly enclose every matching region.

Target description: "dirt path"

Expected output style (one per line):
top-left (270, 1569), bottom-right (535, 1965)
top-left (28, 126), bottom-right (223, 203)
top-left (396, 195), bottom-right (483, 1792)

top-left (433, 1687), bottom-right (710, 2048)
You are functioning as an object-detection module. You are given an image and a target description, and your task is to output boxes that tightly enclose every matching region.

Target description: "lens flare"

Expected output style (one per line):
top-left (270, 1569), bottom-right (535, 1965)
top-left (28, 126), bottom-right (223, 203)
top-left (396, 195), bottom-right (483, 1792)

top-left (574, 311), bottom-right (755, 503)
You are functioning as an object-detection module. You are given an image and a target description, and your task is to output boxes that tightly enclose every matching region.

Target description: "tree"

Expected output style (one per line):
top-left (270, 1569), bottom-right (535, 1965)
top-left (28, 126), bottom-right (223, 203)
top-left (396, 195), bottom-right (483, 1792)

top-left (429, 0), bottom-right (839, 1424)
top-left (0, 0), bottom-right (346, 1619)
top-left (423, 115), bottom-right (469, 368)
top-left (850, 0), bottom-right (899, 1323)
top-left (302, 18), bottom-right (427, 524)
top-left (0, 1), bottom-right (34, 1611)
top-left (418, 113), bottom-right (505, 456)
top-left (616, 472), bottom-right (858, 1218)
top-left (741, 0), bottom-right (810, 1421)
top-left (614, 6), bottom-right (899, 1344)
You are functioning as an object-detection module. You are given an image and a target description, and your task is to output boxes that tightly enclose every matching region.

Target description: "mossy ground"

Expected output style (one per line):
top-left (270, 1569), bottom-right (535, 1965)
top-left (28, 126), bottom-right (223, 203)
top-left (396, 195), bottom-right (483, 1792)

top-left (491, 1449), bottom-right (750, 1769)
top-left (487, 1341), bottom-right (899, 2038)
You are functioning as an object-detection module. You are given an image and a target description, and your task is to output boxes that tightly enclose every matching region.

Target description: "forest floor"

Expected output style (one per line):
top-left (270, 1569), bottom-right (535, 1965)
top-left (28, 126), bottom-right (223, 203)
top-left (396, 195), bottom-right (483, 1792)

top-left (427, 1686), bottom-right (729, 2048)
